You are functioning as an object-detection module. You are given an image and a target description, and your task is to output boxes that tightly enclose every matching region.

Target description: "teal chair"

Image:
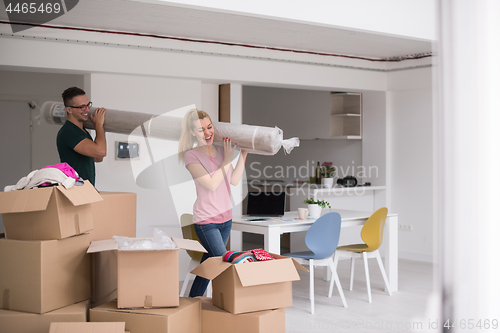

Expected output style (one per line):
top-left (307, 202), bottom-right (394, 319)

top-left (284, 212), bottom-right (348, 314)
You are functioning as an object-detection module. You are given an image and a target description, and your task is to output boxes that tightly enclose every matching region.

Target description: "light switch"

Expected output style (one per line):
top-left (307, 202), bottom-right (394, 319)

top-left (116, 141), bottom-right (139, 160)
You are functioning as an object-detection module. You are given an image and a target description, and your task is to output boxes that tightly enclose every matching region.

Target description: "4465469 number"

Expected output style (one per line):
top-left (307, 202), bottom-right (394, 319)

top-left (444, 319), bottom-right (498, 330)
top-left (5, 2), bottom-right (61, 14)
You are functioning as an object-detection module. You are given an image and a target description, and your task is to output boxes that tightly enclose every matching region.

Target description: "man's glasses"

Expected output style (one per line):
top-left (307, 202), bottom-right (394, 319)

top-left (69, 102), bottom-right (92, 110)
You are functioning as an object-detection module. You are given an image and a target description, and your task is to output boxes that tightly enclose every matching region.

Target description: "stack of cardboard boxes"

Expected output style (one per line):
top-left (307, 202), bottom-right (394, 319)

top-left (0, 181), bottom-right (137, 333)
top-left (88, 244), bottom-right (307, 333)
top-left (0, 180), bottom-right (307, 333)
top-left (0, 180), bottom-right (101, 332)
top-left (192, 254), bottom-right (308, 333)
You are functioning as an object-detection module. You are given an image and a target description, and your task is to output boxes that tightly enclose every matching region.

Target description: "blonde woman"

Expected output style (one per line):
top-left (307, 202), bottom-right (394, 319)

top-left (179, 109), bottom-right (247, 297)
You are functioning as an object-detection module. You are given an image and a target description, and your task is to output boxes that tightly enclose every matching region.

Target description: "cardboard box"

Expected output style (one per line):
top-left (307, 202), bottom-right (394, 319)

top-left (87, 192), bottom-right (136, 305)
top-left (87, 238), bottom-right (206, 309)
top-left (90, 289), bottom-right (118, 309)
top-left (90, 298), bottom-right (201, 333)
top-left (91, 250), bottom-right (118, 304)
top-left (49, 321), bottom-right (125, 333)
top-left (200, 297), bottom-right (285, 333)
top-left (0, 180), bottom-right (103, 240)
top-left (88, 192), bottom-right (136, 304)
top-left (0, 234), bottom-right (91, 314)
top-left (191, 254), bottom-right (307, 314)
top-left (0, 300), bottom-right (88, 333)
top-left (88, 192), bottom-right (136, 242)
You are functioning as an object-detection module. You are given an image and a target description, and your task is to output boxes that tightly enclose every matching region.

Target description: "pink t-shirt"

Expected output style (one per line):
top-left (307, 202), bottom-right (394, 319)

top-left (185, 146), bottom-right (233, 224)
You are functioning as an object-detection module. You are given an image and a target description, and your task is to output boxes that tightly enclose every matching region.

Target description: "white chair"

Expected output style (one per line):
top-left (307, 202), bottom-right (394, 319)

top-left (179, 213), bottom-right (212, 297)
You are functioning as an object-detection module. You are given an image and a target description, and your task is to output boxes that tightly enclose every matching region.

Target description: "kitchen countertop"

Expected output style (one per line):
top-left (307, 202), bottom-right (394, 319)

top-left (245, 180), bottom-right (385, 191)
top-left (302, 185), bottom-right (386, 192)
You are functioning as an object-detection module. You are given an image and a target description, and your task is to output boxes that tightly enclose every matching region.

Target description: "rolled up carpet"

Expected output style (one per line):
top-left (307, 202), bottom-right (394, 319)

top-left (41, 101), bottom-right (299, 155)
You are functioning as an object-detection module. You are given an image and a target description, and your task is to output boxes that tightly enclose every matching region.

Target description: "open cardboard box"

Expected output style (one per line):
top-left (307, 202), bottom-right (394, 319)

top-left (0, 300), bottom-right (88, 333)
top-left (191, 254), bottom-right (307, 314)
top-left (49, 322), bottom-right (126, 333)
top-left (199, 297), bottom-right (285, 333)
top-left (0, 180), bottom-right (102, 240)
top-left (89, 298), bottom-right (201, 333)
top-left (87, 237), bottom-right (206, 309)
top-left (0, 234), bottom-right (91, 314)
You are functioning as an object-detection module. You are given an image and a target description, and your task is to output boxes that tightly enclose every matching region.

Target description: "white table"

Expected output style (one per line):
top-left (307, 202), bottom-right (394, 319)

top-left (230, 209), bottom-right (398, 292)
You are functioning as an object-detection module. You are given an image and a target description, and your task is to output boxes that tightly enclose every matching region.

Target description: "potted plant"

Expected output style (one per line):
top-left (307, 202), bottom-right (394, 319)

top-left (302, 198), bottom-right (331, 218)
top-left (321, 162), bottom-right (336, 188)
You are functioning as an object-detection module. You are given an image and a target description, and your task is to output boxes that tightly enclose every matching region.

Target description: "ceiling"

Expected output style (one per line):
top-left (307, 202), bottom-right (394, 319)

top-left (0, 0), bottom-right (433, 61)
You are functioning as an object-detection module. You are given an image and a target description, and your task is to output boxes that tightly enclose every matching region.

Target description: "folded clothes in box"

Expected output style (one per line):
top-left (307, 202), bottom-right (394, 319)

top-left (0, 180), bottom-right (102, 240)
top-left (191, 253), bottom-right (307, 314)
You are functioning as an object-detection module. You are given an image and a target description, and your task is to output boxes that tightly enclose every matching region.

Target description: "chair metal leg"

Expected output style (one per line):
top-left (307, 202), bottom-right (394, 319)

top-left (362, 252), bottom-right (372, 303)
top-left (375, 250), bottom-right (392, 296)
top-left (309, 259), bottom-right (315, 314)
top-left (349, 257), bottom-right (356, 291)
top-left (327, 258), bottom-right (348, 307)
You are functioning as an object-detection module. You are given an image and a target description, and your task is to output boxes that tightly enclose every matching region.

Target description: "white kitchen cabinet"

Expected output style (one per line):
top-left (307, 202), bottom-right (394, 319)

top-left (242, 86), bottom-right (362, 140)
top-left (330, 92), bottom-right (362, 139)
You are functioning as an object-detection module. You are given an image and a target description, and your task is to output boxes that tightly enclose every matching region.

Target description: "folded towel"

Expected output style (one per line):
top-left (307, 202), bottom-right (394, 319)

top-left (232, 251), bottom-right (257, 264)
top-left (252, 248), bottom-right (275, 261)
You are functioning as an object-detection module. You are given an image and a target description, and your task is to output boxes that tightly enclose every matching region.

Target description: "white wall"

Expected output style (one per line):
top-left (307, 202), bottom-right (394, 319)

top-left (387, 67), bottom-right (434, 262)
top-left (362, 91), bottom-right (387, 186)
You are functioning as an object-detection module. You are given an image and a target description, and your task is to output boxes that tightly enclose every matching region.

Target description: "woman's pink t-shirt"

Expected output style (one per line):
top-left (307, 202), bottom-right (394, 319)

top-left (184, 146), bottom-right (232, 224)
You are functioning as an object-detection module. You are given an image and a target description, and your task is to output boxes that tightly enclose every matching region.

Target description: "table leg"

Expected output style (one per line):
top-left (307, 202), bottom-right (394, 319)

top-left (264, 228), bottom-right (281, 254)
top-left (230, 230), bottom-right (243, 251)
top-left (384, 215), bottom-right (398, 292)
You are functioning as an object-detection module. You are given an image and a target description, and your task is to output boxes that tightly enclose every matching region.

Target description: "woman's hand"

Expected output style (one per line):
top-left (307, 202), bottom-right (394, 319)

top-left (222, 137), bottom-right (237, 166)
top-left (230, 147), bottom-right (247, 186)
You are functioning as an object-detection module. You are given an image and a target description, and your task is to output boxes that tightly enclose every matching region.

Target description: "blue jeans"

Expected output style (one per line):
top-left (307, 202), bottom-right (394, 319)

top-left (189, 220), bottom-right (232, 297)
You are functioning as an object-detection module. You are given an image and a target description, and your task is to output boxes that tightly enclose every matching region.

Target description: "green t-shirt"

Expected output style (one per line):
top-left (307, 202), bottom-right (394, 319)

top-left (56, 120), bottom-right (96, 186)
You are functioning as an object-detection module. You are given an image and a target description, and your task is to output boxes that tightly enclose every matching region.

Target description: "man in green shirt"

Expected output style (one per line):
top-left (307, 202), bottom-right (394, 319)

top-left (56, 87), bottom-right (107, 186)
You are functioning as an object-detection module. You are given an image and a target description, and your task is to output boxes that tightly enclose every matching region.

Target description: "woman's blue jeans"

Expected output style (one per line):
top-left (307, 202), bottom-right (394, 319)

top-left (189, 220), bottom-right (232, 297)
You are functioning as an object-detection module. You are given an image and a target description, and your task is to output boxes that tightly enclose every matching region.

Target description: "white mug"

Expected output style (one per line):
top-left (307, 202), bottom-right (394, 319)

top-left (298, 208), bottom-right (309, 220)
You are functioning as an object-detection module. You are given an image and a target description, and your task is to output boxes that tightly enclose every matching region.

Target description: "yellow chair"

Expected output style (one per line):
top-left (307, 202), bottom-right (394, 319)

top-left (179, 213), bottom-right (212, 297)
top-left (332, 207), bottom-right (392, 303)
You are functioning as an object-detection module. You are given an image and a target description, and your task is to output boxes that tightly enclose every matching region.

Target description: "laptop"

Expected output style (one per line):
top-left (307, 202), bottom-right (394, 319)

top-left (244, 192), bottom-right (286, 221)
